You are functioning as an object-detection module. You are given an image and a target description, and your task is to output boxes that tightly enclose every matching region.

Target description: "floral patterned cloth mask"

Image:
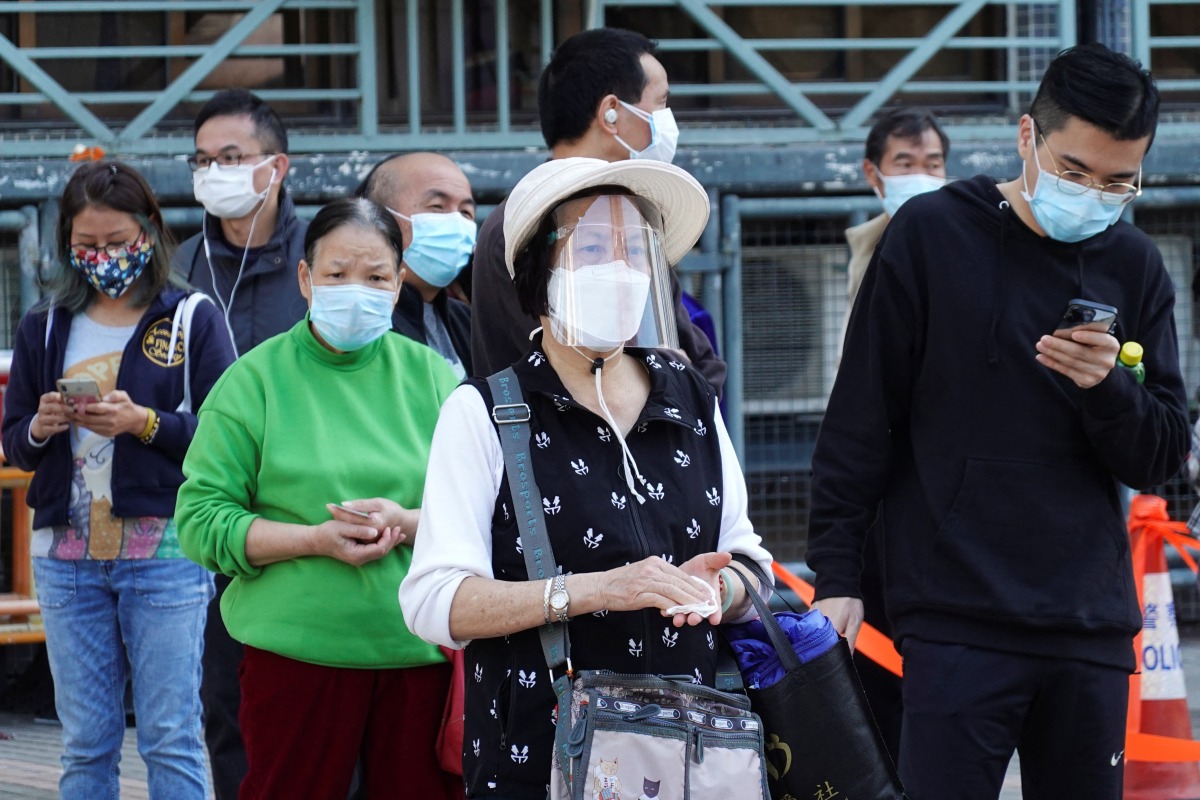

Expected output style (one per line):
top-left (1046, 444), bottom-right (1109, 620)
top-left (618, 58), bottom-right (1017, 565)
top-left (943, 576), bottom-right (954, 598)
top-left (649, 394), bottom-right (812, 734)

top-left (68, 231), bottom-right (154, 299)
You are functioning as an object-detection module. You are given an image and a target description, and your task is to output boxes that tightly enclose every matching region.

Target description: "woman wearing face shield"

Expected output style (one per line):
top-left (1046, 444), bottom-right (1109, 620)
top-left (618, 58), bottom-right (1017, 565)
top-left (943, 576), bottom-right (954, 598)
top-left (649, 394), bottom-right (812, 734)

top-left (176, 198), bottom-right (462, 799)
top-left (400, 157), bottom-right (773, 798)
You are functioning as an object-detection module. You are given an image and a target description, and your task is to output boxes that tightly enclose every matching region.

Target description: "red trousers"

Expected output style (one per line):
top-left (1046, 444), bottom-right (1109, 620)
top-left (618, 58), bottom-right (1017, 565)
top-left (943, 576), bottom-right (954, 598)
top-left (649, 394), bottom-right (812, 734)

top-left (238, 645), bottom-right (461, 800)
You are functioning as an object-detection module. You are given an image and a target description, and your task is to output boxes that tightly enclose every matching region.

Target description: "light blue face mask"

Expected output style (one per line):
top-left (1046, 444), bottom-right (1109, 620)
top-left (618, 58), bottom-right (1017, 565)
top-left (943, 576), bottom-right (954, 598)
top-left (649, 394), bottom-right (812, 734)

top-left (387, 208), bottom-right (477, 288)
top-left (874, 171), bottom-right (946, 218)
top-left (1020, 140), bottom-right (1127, 243)
top-left (308, 283), bottom-right (396, 351)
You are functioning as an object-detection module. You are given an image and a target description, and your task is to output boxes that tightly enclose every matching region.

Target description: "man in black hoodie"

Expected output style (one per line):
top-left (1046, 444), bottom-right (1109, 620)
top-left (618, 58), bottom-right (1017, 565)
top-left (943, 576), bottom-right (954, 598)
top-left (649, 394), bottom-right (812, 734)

top-left (808, 44), bottom-right (1188, 799)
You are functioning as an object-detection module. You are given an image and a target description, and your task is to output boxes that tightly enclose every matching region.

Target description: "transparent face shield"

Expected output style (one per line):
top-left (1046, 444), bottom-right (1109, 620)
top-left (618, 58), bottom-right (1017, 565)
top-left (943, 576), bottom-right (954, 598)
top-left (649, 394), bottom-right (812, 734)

top-left (545, 193), bottom-right (679, 353)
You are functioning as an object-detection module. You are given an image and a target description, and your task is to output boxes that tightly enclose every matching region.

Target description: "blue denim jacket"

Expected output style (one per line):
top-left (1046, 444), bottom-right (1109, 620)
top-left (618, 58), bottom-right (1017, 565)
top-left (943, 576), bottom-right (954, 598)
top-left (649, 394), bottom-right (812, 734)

top-left (2, 288), bottom-right (236, 528)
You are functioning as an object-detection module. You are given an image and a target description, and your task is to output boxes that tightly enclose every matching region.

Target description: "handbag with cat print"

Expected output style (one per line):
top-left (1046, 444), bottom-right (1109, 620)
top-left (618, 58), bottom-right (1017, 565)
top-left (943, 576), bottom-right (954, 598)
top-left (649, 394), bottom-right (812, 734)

top-left (487, 368), bottom-right (770, 800)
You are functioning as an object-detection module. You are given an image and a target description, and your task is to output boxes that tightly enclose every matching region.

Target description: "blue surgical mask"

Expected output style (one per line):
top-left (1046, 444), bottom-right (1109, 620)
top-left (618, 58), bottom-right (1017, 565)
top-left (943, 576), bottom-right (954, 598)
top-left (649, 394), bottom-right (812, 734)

top-left (614, 101), bottom-right (680, 164)
top-left (1020, 142), bottom-right (1125, 243)
top-left (874, 172), bottom-right (946, 218)
top-left (308, 283), bottom-right (396, 351)
top-left (387, 209), bottom-right (477, 288)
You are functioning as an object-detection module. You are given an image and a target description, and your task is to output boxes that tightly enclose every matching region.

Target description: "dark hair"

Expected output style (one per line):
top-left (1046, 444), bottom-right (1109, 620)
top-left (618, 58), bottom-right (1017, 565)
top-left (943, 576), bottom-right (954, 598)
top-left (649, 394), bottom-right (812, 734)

top-left (1030, 43), bottom-right (1159, 147)
top-left (303, 198), bottom-right (404, 271)
top-left (512, 212), bottom-right (558, 319)
top-left (864, 107), bottom-right (949, 165)
top-left (51, 161), bottom-right (181, 313)
top-left (538, 28), bottom-right (657, 149)
top-left (194, 88), bottom-right (288, 154)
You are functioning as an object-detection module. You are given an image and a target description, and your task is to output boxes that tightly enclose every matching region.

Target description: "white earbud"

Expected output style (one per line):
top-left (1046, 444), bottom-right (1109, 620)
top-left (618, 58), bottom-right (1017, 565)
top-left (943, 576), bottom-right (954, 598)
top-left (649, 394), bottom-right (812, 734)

top-left (604, 108), bottom-right (618, 124)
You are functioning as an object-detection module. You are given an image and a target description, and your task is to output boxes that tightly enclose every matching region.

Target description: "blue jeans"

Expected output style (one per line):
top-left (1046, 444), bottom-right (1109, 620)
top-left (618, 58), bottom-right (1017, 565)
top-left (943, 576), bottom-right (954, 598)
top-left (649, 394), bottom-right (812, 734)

top-left (33, 557), bottom-right (214, 800)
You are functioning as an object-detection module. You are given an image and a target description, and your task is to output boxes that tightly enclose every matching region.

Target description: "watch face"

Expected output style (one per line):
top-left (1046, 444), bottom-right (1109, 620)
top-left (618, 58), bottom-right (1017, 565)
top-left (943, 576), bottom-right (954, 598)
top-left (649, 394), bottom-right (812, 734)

top-left (550, 590), bottom-right (569, 610)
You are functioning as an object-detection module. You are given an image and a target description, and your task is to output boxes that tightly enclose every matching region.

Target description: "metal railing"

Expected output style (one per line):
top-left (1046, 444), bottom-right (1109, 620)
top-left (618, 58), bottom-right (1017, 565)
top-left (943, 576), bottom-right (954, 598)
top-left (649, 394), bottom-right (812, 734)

top-left (4, 1), bottom-right (1198, 156)
top-left (590, 0), bottom-right (1076, 142)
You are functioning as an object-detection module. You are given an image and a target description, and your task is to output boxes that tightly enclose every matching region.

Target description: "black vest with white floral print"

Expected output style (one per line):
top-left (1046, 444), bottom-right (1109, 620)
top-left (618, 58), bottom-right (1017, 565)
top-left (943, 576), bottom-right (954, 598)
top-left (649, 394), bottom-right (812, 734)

top-left (461, 341), bottom-right (726, 799)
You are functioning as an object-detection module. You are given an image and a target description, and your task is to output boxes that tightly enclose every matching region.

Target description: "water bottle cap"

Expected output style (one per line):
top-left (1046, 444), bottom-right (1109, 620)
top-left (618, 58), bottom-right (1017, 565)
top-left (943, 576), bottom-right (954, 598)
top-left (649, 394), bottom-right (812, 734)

top-left (1119, 341), bottom-right (1144, 367)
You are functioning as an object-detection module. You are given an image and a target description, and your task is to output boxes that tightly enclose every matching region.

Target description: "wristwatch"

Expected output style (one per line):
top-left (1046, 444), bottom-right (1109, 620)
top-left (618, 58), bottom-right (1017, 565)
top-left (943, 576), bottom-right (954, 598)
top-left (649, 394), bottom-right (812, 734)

top-left (549, 574), bottom-right (570, 623)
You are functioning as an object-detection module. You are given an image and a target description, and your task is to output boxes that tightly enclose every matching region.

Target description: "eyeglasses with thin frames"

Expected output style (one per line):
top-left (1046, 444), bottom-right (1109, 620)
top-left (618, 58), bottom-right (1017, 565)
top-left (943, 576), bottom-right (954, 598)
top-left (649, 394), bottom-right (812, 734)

top-left (1036, 132), bottom-right (1142, 207)
top-left (184, 152), bottom-right (276, 172)
top-left (70, 231), bottom-right (147, 261)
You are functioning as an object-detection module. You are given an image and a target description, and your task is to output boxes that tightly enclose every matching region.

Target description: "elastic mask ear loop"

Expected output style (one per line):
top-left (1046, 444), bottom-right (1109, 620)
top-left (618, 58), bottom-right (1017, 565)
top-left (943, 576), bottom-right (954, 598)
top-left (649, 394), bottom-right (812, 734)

top-left (612, 103), bottom-right (651, 159)
top-left (576, 347), bottom-right (648, 505)
top-left (1020, 122), bottom-right (1041, 204)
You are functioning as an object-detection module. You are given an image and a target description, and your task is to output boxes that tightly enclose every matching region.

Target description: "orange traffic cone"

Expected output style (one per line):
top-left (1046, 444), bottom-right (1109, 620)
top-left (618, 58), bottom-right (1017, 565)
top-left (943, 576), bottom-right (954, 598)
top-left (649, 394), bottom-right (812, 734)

top-left (1125, 500), bottom-right (1200, 800)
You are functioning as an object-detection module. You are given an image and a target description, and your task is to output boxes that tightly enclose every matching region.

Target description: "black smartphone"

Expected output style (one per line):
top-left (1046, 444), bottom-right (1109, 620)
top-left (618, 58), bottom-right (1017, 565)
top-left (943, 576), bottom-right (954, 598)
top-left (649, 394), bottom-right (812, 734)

top-left (1054, 299), bottom-right (1118, 339)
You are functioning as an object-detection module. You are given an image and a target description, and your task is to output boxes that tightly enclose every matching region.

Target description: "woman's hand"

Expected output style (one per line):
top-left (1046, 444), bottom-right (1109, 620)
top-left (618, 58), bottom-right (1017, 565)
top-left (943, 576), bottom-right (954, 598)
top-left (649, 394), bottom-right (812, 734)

top-left (308, 518), bottom-right (404, 567)
top-left (72, 390), bottom-right (149, 438)
top-left (31, 391), bottom-right (72, 442)
top-left (676, 551), bottom-right (733, 627)
top-left (587, 554), bottom-right (725, 627)
top-left (329, 498), bottom-right (420, 544)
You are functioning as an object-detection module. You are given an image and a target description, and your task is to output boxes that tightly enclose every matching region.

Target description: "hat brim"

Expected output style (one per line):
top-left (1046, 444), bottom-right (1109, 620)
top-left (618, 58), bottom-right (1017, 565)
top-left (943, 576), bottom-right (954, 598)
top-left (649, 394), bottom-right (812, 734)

top-left (504, 158), bottom-right (710, 277)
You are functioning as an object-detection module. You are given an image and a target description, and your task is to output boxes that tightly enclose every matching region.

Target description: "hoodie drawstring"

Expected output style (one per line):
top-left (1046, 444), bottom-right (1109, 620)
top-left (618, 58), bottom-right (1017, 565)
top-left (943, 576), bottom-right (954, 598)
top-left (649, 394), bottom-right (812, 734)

top-left (987, 206), bottom-right (1009, 364)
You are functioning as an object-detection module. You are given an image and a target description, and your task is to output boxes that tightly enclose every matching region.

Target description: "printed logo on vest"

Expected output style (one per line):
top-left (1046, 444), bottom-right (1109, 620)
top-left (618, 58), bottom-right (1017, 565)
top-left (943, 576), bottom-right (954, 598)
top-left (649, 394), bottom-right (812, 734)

top-left (142, 317), bottom-right (184, 366)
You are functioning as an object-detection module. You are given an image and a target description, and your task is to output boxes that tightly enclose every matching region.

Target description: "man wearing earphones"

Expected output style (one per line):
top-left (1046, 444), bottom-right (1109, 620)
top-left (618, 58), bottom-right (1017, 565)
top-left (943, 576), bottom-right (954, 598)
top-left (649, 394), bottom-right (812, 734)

top-left (470, 27), bottom-right (725, 393)
top-left (354, 151), bottom-right (477, 378)
top-left (171, 88), bottom-right (309, 800)
top-left (174, 88), bottom-right (308, 360)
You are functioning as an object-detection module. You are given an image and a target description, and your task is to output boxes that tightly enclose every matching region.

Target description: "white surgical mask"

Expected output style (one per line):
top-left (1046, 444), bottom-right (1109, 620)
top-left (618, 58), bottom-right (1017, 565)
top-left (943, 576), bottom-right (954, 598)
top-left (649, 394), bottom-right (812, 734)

top-left (193, 157), bottom-right (278, 220)
top-left (547, 260), bottom-right (651, 351)
top-left (308, 283), bottom-right (396, 352)
top-left (1020, 141), bottom-right (1127, 243)
top-left (614, 101), bottom-right (679, 164)
top-left (386, 209), bottom-right (477, 288)
top-left (874, 172), bottom-right (946, 218)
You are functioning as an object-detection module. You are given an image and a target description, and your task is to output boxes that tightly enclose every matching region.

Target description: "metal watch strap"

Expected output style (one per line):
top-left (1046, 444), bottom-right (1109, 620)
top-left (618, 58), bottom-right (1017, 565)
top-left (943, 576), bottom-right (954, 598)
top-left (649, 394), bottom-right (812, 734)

top-left (486, 368), bottom-right (569, 672)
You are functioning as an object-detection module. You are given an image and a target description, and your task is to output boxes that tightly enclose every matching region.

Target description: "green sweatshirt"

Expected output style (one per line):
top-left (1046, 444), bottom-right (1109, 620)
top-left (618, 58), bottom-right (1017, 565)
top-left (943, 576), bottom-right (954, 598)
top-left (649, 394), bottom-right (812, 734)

top-left (177, 321), bottom-right (460, 668)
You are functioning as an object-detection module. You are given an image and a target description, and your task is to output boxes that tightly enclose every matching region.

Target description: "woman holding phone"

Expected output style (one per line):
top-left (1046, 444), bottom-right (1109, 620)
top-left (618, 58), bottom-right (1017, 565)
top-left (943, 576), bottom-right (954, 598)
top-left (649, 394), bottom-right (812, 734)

top-left (1, 161), bottom-right (235, 799)
top-left (176, 198), bottom-right (461, 799)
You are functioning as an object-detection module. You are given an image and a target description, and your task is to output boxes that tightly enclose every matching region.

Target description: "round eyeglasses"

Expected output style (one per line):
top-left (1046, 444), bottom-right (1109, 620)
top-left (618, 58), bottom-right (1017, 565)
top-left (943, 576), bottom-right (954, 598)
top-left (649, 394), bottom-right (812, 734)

top-left (1038, 134), bottom-right (1142, 207)
top-left (70, 231), bottom-right (147, 261)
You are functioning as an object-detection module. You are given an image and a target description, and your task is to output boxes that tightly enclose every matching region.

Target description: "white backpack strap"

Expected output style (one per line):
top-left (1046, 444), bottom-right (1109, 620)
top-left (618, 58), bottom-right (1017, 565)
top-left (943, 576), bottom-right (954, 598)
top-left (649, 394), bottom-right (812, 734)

top-left (169, 292), bottom-right (212, 413)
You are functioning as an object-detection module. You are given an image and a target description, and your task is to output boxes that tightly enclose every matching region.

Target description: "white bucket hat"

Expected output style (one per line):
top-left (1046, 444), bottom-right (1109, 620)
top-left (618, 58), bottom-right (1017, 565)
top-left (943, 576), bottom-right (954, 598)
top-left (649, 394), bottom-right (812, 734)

top-left (503, 157), bottom-right (710, 277)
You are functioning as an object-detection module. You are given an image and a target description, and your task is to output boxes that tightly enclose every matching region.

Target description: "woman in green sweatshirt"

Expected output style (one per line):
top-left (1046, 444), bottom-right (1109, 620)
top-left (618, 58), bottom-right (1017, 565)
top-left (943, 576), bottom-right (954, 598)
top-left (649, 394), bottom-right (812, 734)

top-left (177, 198), bottom-right (461, 800)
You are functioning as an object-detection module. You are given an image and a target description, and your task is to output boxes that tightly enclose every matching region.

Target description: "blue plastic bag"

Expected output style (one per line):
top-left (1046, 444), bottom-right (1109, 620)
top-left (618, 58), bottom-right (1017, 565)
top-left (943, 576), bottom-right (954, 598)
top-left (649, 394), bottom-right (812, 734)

top-left (725, 608), bottom-right (839, 689)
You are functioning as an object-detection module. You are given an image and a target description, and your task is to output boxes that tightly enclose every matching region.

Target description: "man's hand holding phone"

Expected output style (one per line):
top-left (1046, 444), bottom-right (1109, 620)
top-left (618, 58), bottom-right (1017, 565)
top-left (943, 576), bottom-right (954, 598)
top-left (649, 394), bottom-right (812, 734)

top-left (1036, 299), bottom-right (1121, 389)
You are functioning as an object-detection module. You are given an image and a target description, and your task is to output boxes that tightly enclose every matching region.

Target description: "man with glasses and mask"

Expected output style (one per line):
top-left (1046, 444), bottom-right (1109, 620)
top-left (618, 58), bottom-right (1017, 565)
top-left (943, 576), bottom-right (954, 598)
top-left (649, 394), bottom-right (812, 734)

top-left (469, 27), bottom-right (725, 394)
top-left (354, 152), bottom-right (477, 378)
top-left (171, 88), bottom-right (308, 800)
top-left (174, 89), bottom-right (308, 360)
top-left (808, 44), bottom-right (1188, 799)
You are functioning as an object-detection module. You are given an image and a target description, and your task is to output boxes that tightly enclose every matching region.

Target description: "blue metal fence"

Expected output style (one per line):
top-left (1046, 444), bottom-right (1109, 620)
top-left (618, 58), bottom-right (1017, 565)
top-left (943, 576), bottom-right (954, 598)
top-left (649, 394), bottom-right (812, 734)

top-left (0, 1), bottom-right (1194, 156)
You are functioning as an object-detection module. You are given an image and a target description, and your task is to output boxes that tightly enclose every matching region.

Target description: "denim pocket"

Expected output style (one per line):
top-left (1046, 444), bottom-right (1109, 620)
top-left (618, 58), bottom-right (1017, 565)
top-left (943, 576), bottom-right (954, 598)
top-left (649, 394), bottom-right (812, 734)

top-left (132, 559), bottom-right (214, 608)
top-left (32, 558), bottom-right (77, 609)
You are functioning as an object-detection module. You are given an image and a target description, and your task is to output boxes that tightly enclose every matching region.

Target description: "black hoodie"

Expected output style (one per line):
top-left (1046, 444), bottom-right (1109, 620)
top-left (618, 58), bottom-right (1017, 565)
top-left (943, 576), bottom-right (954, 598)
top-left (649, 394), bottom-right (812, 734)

top-left (807, 175), bottom-right (1189, 669)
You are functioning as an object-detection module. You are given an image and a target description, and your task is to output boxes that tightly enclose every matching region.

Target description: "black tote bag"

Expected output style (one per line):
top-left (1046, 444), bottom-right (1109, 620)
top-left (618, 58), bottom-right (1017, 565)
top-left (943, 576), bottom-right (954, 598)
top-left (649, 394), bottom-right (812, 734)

top-left (725, 564), bottom-right (907, 800)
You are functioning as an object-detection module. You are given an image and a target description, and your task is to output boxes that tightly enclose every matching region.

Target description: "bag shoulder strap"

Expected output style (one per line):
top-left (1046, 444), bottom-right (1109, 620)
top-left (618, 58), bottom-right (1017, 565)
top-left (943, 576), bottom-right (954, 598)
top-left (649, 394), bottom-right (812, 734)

top-left (169, 292), bottom-right (212, 414)
top-left (727, 565), bottom-right (804, 673)
top-left (485, 367), bottom-right (570, 673)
